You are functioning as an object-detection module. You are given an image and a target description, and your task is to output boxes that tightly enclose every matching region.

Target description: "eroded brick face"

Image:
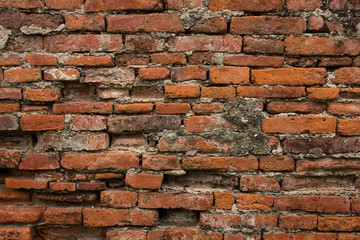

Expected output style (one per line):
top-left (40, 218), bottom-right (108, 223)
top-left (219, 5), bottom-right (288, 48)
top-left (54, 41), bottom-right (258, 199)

top-left (0, 0), bottom-right (359, 238)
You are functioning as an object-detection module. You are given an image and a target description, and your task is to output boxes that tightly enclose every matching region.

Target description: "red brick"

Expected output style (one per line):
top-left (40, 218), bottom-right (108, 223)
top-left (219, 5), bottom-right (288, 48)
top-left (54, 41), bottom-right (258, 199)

top-left (44, 34), bottom-right (123, 52)
top-left (209, 67), bottom-right (249, 85)
top-left (19, 152), bottom-right (59, 170)
top-left (85, 68), bottom-right (135, 83)
top-left (101, 190), bottom-right (137, 208)
top-left (184, 116), bottom-right (237, 133)
top-left (53, 102), bottom-right (112, 114)
top-left (236, 193), bottom-right (274, 210)
top-left (318, 216), bottom-right (360, 231)
top-left (108, 115), bottom-right (181, 133)
top-left (45, 0), bottom-right (83, 10)
top-left (225, 54), bottom-right (283, 67)
top-left (65, 14), bottom-right (105, 31)
top-left (0, 151), bottom-right (21, 168)
top-left (148, 229), bottom-right (222, 240)
top-left (125, 35), bottom-right (165, 52)
top-left (25, 54), bottom-right (56, 66)
top-left (116, 54), bottom-right (149, 66)
top-left (44, 68), bottom-right (79, 82)
top-left (77, 182), bottom-right (106, 191)
top-left (6, 35), bottom-right (43, 52)
top-left (244, 38), bottom-right (284, 54)
top-left (264, 233), bottom-right (337, 240)
top-left (107, 230), bottom-right (146, 240)
top-left (132, 87), bottom-right (164, 99)
top-left (201, 213), bottom-right (278, 229)
top-left (156, 102), bottom-right (190, 114)
top-left (240, 175), bottom-right (280, 192)
top-left (35, 193), bottom-right (97, 203)
top-left (225, 233), bottom-right (261, 240)
top-left (4, 69), bottom-right (41, 83)
top-left (319, 57), bottom-right (352, 67)
top-left (330, 0), bottom-right (360, 10)
top-left (262, 116), bottom-right (336, 134)
top-left (0, 185), bottom-right (30, 203)
top-left (297, 158), bottom-right (360, 173)
top-left (282, 176), bottom-right (354, 191)
top-left (6, 177), bottom-right (47, 190)
top-left (61, 153), bottom-right (139, 170)
top-left (143, 154), bottom-right (181, 170)
top-left (49, 182), bottom-right (76, 191)
top-left (0, 54), bottom-right (20, 66)
top-left (279, 215), bottom-right (317, 230)
top-left (0, 88), bottom-right (21, 100)
top-left (0, 227), bottom-right (34, 240)
top-left (114, 103), bottom-right (153, 114)
top-left (190, 17), bottom-right (227, 34)
top-left (21, 105), bottom-right (51, 113)
top-left (209, 0), bottom-right (284, 11)
top-left (307, 88), bottom-right (339, 100)
top-left (274, 195), bottom-right (350, 213)
top-left (339, 235), bottom-right (360, 240)
top-left (193, 103), bottom-right (223, 114)
top-left (334, 67), bottom-right (360, 84)
top-left (237, 86), bottom-right (305, 98)
top-left (85, 0), bottom-right (163, 12)
top-left (285, 37), bottom-right (360, 56)
top-left (0, 115), bottom-right (19, 130)
top-left (266, 102), bottom-right (326, 114)
top-left (338, 119), bottom-right (360, 135)
top-left (108, 14), bottom-right (184, 33)
top-left (20, 115), bottom-right (64, 131)
top-left (95, 173), bottom-right (124, 180)
top-left (259, 156), bottom-right (294, 171)
top-left (97, 88), bottom-right (129, 99)
top-left (287, 0), bottom-right (321, 10)
top-left (169, 35), bottom-right (242, 52)
top-left (307, 16), bottom-right (326, 32)
top-left (0, 0), bottom-right (44, 8)
top-left (339, 88), bottom-right (360, 99)
top-left (328, 103), bottom-right (360, 115)
top-left (202, 87), bottom-right (236, 99)
top-left (167, 0), bottom-right (202, 9)
top-left (165, 85), bottom-right (200, 98)
top-left (139, 68), bottom-right (170, 80)
top-left (60, 55), bottom-right (113, 66)
top-left (231, 16), bottom-right (305, 35)
top-left (83, 208), bottom-right (158, 226)
top-left (44, 207), bottom-right (82, 225)
top-left (183, 156), bottom-right (257, 171)
top-left (252, 68), bottom-right (326, 86)
top-left (0, 12), bottom-right (62, 30)
top-left (151, 53), bottom-right (187, 65)
top-left (23, 89), bottom-right (61, 102)
top-left (139, 193), bottom-right (213, 210)
top-left (171, 66), bottom-right (206, 81)
top-left (0, 103), bottom-right (19, 113)
top-left (126, 173), bottom-right (163, 189)
top-left (111, 134), bottom-right (147, 151)
top-left (189, 52), bottom-right (216, 65)
top-left (214, 192), bottom-right (234, 210)
top-left (288, 58), bottom-right (317, 68)
top-left (0, 205), bottom-right (45, 223)
top-left (71, 115), bottom-right (106, 131)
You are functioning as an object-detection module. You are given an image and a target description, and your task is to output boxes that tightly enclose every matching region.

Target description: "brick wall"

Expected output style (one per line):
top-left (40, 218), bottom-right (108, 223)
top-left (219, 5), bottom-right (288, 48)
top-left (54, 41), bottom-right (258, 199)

top-left (0, 0), bottom-right (360, 239)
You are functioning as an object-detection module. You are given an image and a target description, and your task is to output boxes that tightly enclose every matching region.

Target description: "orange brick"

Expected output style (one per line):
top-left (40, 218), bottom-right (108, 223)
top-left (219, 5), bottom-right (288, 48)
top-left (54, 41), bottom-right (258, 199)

top-left (307, 88), bottom-right (340, 100)
top-left (65, 14), bottom-right (105, 31)
top-left (165, 85), bottom-right (200, 98)
top-left (114, 103), bottom-right (154, 114)
top-left (266, 102), bottom-right (326, 114)
top-left (201, 87), bottom-right (236, 99)
top-left (20, 115), bottom-right (65, 131)
top-left (259, 156), bottom-right (294, 171)
top-left (338, 119), bottom-right (360, 135)
top-left (209, 0), bottom-right (284, 11)
top-left (156, 102), bottom-right (190, 114)
top-left (4, 69), bottom-right (41, 83)
top-left (214, 192), bottom-right (234, 210)
top-left (0, 103), bottom-right (20, 113)
top-left (151, 53), bottom-right (187, 65)
top-left (139, 68), bottom-right (170, 80)
top-left (44, 68), bottom-right (79, 81)
top-left (24, 54), bottom-right (56, 66)
top-left (125, 173), bottom-right (163, 189)
top-left (209, 67), bottom-right (250, 85)
top-left (193, 103), bottom-right (223, 114)
top-left (183, 156), bottom-right (258, 171)
top-left (23, 89), bottom-right (61, 102)
top-left (53, 102), bottom-right (113, 114)
top-left (236, 193), bottom-right (274, 210)
top-left (328, 103), bottom-right (360, 115)
top-left (237, 86), bottom-right (305, 98)
top-left (0, 54), bottom-right (21, 66)
top-left (60, 55), bottom-right (113, 66)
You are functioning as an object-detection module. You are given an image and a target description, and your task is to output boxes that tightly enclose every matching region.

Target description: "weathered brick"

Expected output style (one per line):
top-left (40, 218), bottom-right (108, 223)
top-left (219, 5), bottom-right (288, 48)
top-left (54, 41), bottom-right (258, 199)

top-left (0, 205), bottom-right (45, 223)
top-left (156, 103), bottom-right (190, 114)
top-left (202, 87), bottom-right (236, 99)
top-left (209, 0), bottom-right (284, 11)
top-left (333, 67), bottom-right (360, 84)
top-left (225, 55), bottom-right (283, 67)
top-left (307, 88), bottom-right (339, 100)
top-left (0, 0), bottom-right (44, 8)
top-left (0, 54), bottom-right (20, 66)
top-left (185, 116), bottom-right (236, 133)
top-left (139, 68), bottom-right (170, 80)
top-left (151, 53), bottom-right (187, 65)
top-left (190, 17), bottom-right (227, 34)
top-left (319, 57), bottom-right (352, 67)
top-left (330, 0), bottom-right (360, 10)
top-left (148, 229), bottom-right (222, 240)
top-left (209, 67), bottom-right (249, 85)
top-left (6, 35), bottom-right (43, 52)
top-left (259, 156), bottom-right (294, 171)
top-left (183, 156), bottom-right (257, 171)
top-left (142, 154), bottom-right (181, 170)
top-left (44, 207), bottom-right (82, 225)
top-left (0, 88), bottom-right (21, 100)
top-left (125, 173), bottom-right (163, 189)
top-left (225, 233), bottom-right (261, 240)
top-left (77, 182), bottom-right (106, 191)
top-left (111, 134), bottom-right (147, 151)
top-left (0, 151), bottom-right (21, 168)
top-left (49, 182), bottom-right (76, 191)
top-left (279, 215), bottom-right (317, 230)
top-left (297, 158), bottom-right (360, 173)
top-left (244, 38), bottom-right (284, 54)
top-left (193, 103), bottom-right (223, 114)
top-left (0, 12), bottom-right (63, 30)
top-left (4, 69), bottom-right (41, 82)
top-left (282, 176), bottom-right (354, 191)
top-left (60, 55), bottom-right (113, 66)
top-left (165, 85), bottom-right (200, 98)
top-left (214, 192), bottom-right (234, 210)
top-left (328, 103), bottom-right (360, 115)
top-left (266, 102), bottom-right (326, 114)
top-left (0, 185), bottom-right (30, 203)
top-left (264, 233), bottom-right (337, 240)
top-left (19, 152), bottom-right (59, 170)
top-left (167, 0), bottom-right (202, 9)
top-left (318, 217), bottom-right (360, 231)
top-left (45, 0), bottom-right (83, 10)
top-left (101, 190), bottom-right (137, 208)
top-left (71, 115), bottom-right (106, 131)
top-left (85, 68), bottom-right (135, 83)
top-left (6, 177), bottom-right (47, 190)
top-left (53, 102), bottom-right (112, 114)
top-left (97, 88), bottom-right (129, 99)
top-left (20, 115), bottom-right (64, 131)
top-left (125, 35), bottom-right (165, 52)
top-left (171, 66), bottom-right (207, 81)
top-left (0, 115), bottom-right (19, 130)
top-left (66, 14), bottom-right (105, 31)
top-left (189, 52), bottom-right (216, 65)
top-left (107, 230), bottom-right (146, 240)
top-left (85, 0), bottom-right (163, 12)
top-left (240, 175), bottom-right (280, 192)
top-left (236, 193), bottom-right (274, 211)
top-left (114, 103), bottom-right (154, 114)
top-left (237, 86), bottom-right (305, 98)
top-left (23, 89), bottom-right (61, 102)
top-left (338, 119), bottom-right (360, 135)
top-left (24, 54), bottom-right (56, 66)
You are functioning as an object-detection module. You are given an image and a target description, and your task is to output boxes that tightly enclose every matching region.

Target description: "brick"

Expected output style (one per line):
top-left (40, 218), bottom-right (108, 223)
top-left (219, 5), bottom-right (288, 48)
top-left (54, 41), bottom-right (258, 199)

top-left (66, 14), bottom-right (105, 31)
top-left (185, 116), bottom-right (237, 133)
top-left (318, 217), bottom-right (360, 231)
top-left (171, 66), bottom-right (206, 81)
top-left (231, 16), bottom-right (305, 35)
top-left (209, 0), bottom-right (284, 11)
top-left (193, 103), bottom-right (223, 114)
top-left (95, 173), bottom-right (124, 180)
top-left (6, 35), bottom-right (43, 52)
top-left (20, 115), bottom-right (64, 131)
top-left (167, 0), bottom-right (202, 9)
top-left (116, 54), bottom-right (150, 66)
top-left (107, 230), bottom-right (146, 240)
top-left (21, 105), bottom-right (51, 113)
top-left (24, 89), bottom-right (61, 102)
top-left (71, 115), bottom-right (106, 131)
top-left (225, 233), bottom-right (261, 240)
top-left (4, 69), bottom-right (41, 83)
top-left (85, 0), bottom-right (163, 12)
top-left (0, 227), bottom-right (34, 240)
top-left (0, 0), bottom-right (44, 8)
top-left (339, 88), bottom-right (360, 99)
top-left (266, 102), bottom-right (326, 114)
top-left (63, 86), bottom-right (95, 100)
top-left (307, 88), bottom-right (339, 100)
top-left (259, 156), bottom-right (294, 171)
top-left (307, 16), bottom-right (326, 32)
top-left (77, 182), bottom-right (106, 191)
top-left (339, 235), bottom-right (360, 240)
top-left (131, 87), bottom-right (163, 99)
top-left (0, 205), bottom-right (45, 224)
top-left (282, 176), bottom-right (354, 191)
top-left (338, 119), bottom-right (360, 135)
top-left (279, 215), bottom-right (317, 230)
top-left (330, 0), bottom-right (360, 10)
top-left (126, 173), bottom-right (163, 189)
top-left (165, 85), bottom-right (200, 98)
top-left (101, 190), bottom-right (137, 208)
top-left (125, 35), bottom-right (165, 52)
top-left (44, 207), bottom-right (82, 225)
top-left (53, 102), bottom-right (112, 114)
top-left (262, 116), bottom-right (336, 134)
top-left (209, 67), bottom-right (249, 85)
top-left (111, 134), bottom-right (147, 151)
top-left (214, 192), bottom-right (234, 210)
top-left (334, 67), bottom-right (360, 84)
top-left (44, 34), bottom-right (123, 52)
top-left (236, 193), bottom-right (274, 211)
top-left (156, 102), bottom-right (190, 114)
top-left (142, 154), bottom-right (181, 170)
top-left (19, 152), bottom-right (60, 170)
top-left (0, 115), bottom-right (19, 130)
top-left (0, 54), bottom-right (20, 66)
top-left (168, 35), bottom-right (242, 52)
top-left (328, 103), bottom-right (360, 115)
top-left (35, 193), bottom-right (97, 203)
top-left (202, 87), bottom-right (236, 98)
top-left (297, 158), bottom-right (360, 173)
top-left (60, 55), bottom-right (113, 66)
top-left (0, 151), bottom-right (21, 168)
top-left (264, 233), bottom-right (337, 240)
top-left (151, 53), bottom-right (187, 65)
top-left (190, 17), bottom-right (227, 33)
top-left (45, 0), bottom-right (83, 10)
top-left (253, 68), bottom-right (327, 86)
top-left (49, 182), bottom-right (76, 191)
top-left (85, 68), bottom-right (135, 83)
top-left (240, 175), bottom-right (280, 192)
top-left (243, 38), bottom-right (284, 54)
top-left (200, 213), bottom-right (278, 229)
top-left (285, 37), bottom-right (360, 56)
top-left (287, 0), bottom-right (321, 11)
top-left (83, 208), bottom-right (158, 226)
top-left (0, 88), bottom-right (21, 100)
top-left (0, 12), bottom-right (63, 30)
top-left (224, 54), bottom-right (283, 67)
top-left (139, 68), bottom-right (170, 80)
top-left (183, 156), bottom-right (257, 171)
top-left (287, 57), bottom-right (317, 67)
top-left (108, 115), bottom-right (181, 133)
top-left (284, 137), bottom-right (360, 153)
top-left (237, 86), bottom-right (305, 98)
top-left (107, 14), bottom-right (184, 33)
top-left (61, 153), bottom-right (139, 170)
top-left (24, 54), bottom-right (56, 66)
top-left (139, 193), bottom-right (213, 210)
top-left (115, 103), bottom-right (153, 114)
top-left (6, 177), bottom-right (47, 190)
top-left (44, 68), bottom-right (79, 81)
top-left (274, 195), bottom-right (350, 213)
top-left (319, 57), bottom-right (352, 67)
top-left (0, 185), bottom-right (30, 203)
top-left (97, 88), bottom-right (129, 99)
top-left (148, 229), bottom-right (222, 240)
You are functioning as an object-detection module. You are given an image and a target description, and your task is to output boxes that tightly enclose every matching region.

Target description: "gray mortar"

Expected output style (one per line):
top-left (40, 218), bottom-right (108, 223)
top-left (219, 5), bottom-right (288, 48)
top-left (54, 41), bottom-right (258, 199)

top-left (0, 26), bottom-right (11, 49)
